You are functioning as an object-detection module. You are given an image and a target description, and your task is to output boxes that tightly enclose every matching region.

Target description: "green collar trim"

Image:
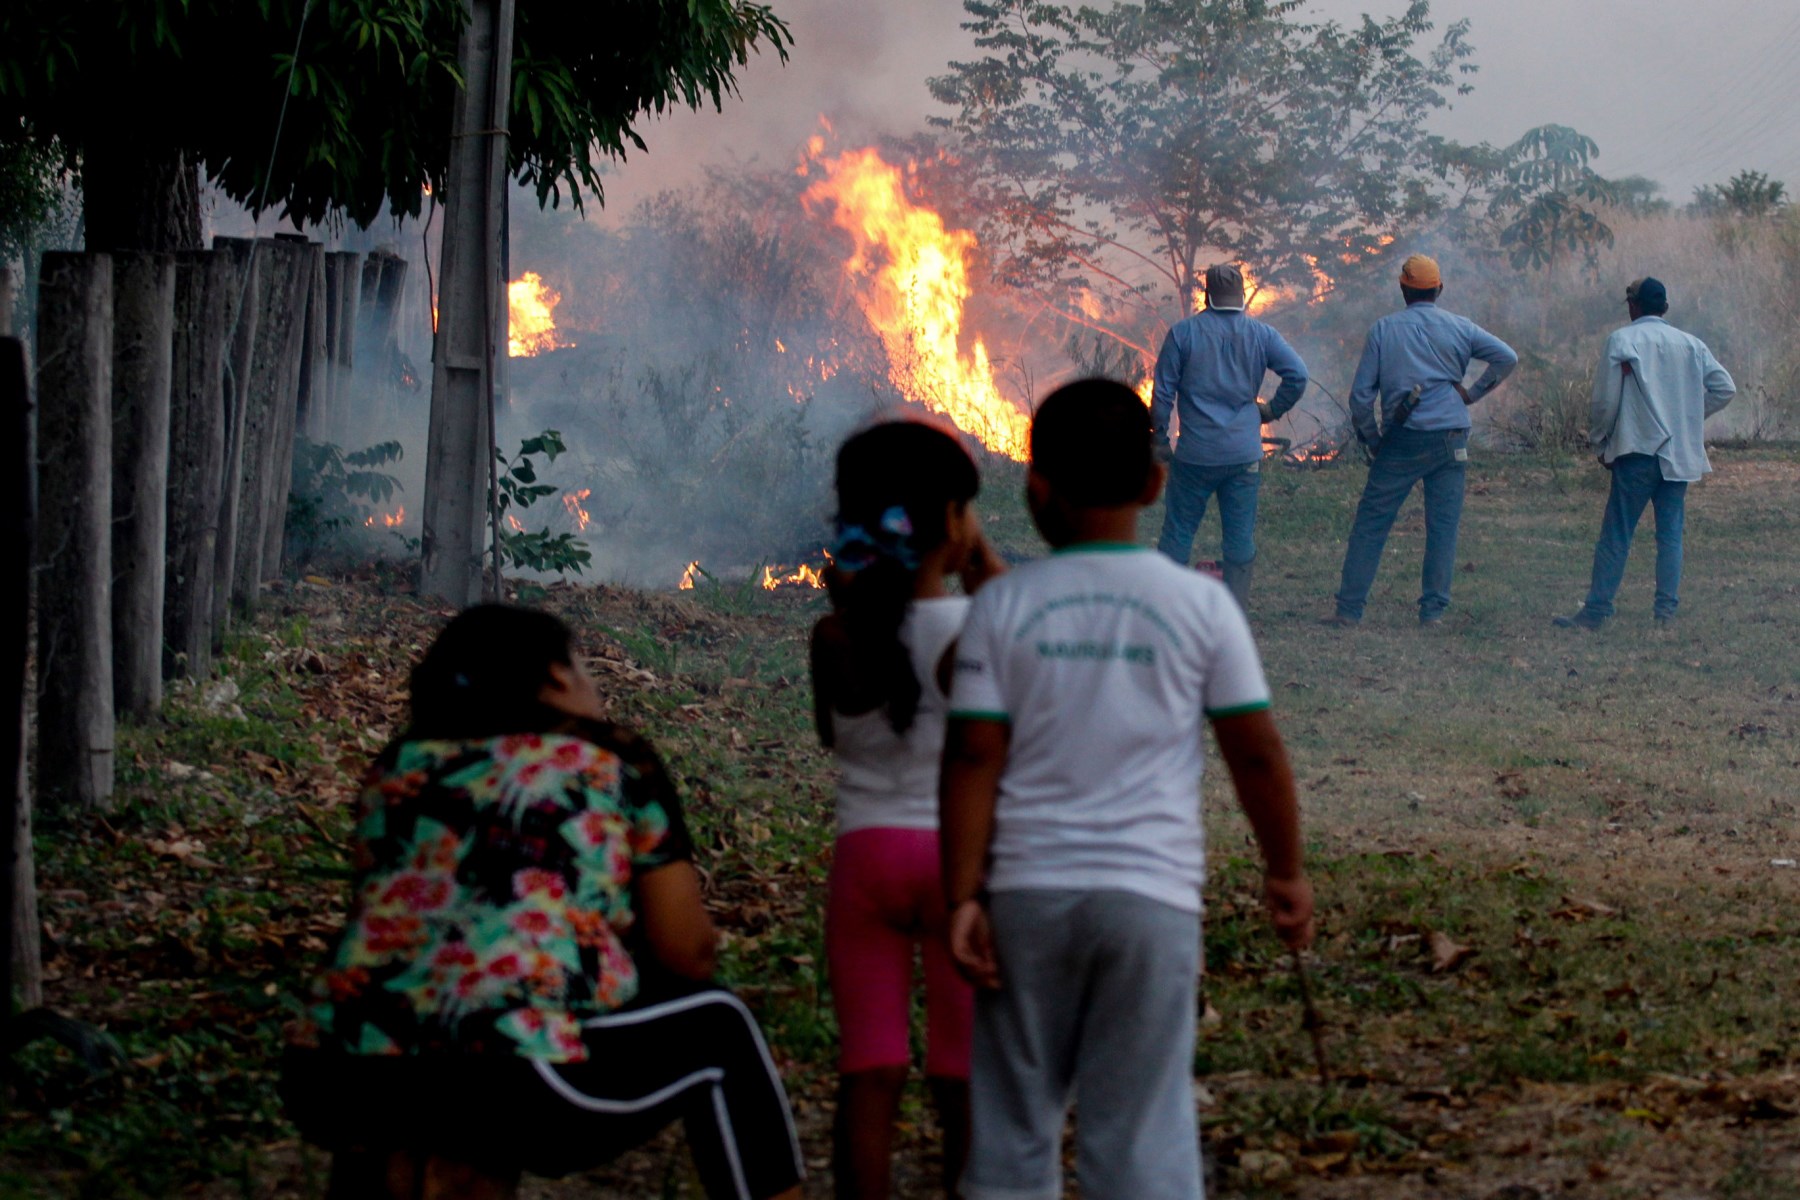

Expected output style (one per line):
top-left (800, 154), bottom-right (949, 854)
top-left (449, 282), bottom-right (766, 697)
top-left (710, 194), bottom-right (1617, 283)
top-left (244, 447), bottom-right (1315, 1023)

top-left (1051, 542), bottom-right (1147, 556)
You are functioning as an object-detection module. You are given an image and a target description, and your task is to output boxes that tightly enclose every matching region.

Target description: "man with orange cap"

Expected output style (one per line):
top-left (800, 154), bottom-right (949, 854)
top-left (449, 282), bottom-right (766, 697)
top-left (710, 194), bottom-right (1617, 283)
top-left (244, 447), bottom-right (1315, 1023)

top-left (1327, 254), bottom-right (1517, 627)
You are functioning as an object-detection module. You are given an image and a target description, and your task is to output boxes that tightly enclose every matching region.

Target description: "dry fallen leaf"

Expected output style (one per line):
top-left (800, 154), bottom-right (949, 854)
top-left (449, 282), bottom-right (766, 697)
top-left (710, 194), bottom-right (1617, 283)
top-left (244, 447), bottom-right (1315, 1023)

top-left (1428, 930), bottom-right (1475, 973)
top-left (1552, 896), bottom-right (1620, 921)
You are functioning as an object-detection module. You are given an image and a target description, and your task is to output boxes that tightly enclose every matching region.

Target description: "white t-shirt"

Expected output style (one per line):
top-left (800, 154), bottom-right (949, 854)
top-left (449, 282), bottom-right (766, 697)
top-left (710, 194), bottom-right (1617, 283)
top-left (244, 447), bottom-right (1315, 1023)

top-left (833, 596), bottom-right (971, 836)
top-left (947, 545), bottom-right (1271, 913)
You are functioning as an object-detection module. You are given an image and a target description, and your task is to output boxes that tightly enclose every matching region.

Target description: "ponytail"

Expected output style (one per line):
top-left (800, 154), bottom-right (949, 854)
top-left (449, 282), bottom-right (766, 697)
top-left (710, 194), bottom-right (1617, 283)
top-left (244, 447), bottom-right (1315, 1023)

top-left (831, 422), bottom-right (980, 736)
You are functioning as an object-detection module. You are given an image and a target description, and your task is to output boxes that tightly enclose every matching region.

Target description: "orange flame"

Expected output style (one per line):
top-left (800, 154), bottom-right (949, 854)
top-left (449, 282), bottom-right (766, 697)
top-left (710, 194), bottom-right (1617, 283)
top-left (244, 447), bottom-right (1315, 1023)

top-left (803, 147), bottom-right (1030, 460)
top-left (562, 488), bottom-right (592, 533)
top-left (508, 272), bottom-right (571, 357)
top-left (677, 560), bottom-right (703, 591)
top-left (761, 563), bottom-right (827, 591)
top-left (506, 514), bottom-right (526, 533)
top-left (364, 505), bottom-right (406, 528)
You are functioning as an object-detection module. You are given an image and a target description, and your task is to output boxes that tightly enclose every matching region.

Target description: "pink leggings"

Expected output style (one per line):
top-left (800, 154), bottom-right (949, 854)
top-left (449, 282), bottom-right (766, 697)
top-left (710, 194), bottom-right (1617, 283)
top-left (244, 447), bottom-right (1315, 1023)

top-left (826, 827), bottom-right (973, 1079)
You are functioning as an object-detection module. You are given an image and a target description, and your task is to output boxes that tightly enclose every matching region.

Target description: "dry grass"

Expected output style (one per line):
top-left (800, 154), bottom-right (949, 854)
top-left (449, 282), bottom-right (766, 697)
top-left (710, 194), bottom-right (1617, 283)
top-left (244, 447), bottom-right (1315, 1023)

top-left (8, 446), bottom-right (1799, 1198)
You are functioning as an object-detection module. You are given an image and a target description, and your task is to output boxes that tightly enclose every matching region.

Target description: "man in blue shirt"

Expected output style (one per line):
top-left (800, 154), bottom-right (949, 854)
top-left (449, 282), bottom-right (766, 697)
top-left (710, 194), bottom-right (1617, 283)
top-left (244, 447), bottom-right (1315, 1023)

top-left (1328, 255), bottom-right (1518, 627)
top-left (1151, 263), bottom-right (1309, 610)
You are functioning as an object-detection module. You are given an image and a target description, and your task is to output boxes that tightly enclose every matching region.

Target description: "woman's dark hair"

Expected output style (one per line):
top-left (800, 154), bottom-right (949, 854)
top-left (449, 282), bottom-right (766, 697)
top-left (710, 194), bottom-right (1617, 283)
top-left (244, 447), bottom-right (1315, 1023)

top-left (834, 421), bottom-right (980, 735)
top-left (408, 605), bottom-right (576, 740)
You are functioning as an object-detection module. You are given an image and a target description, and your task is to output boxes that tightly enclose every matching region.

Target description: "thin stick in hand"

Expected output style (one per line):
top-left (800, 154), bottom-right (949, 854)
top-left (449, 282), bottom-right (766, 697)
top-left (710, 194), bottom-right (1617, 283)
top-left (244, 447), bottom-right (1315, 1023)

top-left (1290, 948), bottom-right (1330, 1085)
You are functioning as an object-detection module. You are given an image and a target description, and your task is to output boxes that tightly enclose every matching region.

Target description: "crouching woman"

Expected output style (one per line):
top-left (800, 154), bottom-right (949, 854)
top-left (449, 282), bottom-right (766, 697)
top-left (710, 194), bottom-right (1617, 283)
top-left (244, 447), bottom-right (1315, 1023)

top-left (282, 605), bottom-right (803, 1200)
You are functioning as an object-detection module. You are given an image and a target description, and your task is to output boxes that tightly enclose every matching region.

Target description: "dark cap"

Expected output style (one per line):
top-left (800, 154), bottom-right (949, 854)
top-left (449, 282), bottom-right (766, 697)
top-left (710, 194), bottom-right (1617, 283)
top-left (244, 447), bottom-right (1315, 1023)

top-left (1203, 263), bottom-right (1247, 311)
top-left (1626, 276), bottom-right (1668, 312)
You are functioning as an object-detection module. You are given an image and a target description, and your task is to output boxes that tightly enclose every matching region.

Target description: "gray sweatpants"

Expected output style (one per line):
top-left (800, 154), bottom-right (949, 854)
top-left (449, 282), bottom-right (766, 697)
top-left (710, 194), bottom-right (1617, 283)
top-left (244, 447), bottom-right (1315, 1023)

top-left (962, 889), bottom-right (1203, 1200)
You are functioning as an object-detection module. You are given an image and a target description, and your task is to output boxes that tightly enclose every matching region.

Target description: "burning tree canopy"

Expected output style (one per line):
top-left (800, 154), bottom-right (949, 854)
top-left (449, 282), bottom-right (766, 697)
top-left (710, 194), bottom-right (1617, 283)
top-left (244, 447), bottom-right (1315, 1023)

top-left (928, 0), bottom-right (1478, 360)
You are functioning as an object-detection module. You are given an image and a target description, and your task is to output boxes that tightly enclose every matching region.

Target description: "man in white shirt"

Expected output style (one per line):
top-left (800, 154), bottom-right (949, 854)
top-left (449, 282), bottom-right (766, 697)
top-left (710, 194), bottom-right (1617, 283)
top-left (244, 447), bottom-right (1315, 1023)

top-left (939, 378), bottom-right (1313, 1200)
top-left (1555, 277), bottom-right (1735, 629)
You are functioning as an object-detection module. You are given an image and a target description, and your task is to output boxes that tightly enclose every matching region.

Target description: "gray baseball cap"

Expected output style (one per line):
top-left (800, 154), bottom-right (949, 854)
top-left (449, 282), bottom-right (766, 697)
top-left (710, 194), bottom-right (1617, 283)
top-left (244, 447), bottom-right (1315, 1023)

top-left (1204, 263), bottom-right (1247, 311)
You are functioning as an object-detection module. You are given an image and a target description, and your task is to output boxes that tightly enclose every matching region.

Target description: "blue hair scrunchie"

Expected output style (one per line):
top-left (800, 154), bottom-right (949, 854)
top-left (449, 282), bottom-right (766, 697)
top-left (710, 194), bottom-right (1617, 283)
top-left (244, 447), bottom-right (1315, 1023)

top-left (831, 505), bottom-right (919, 573)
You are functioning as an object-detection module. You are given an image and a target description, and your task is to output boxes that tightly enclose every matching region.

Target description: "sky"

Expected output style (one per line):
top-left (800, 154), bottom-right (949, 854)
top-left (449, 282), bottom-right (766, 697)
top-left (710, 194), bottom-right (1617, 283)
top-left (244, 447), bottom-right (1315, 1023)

top-left (592, 0), bottom-right (1800, 214)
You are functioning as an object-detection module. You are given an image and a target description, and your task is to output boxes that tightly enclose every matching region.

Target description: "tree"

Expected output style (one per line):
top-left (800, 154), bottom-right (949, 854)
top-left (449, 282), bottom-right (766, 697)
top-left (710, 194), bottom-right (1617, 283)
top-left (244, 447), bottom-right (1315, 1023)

top-left (1608, 174), bottom-right (1670, 217)
top-left (0, 1), bottom-right (791, 250)
top-left (928, 0), bottom-right (1477, 359)
top-left (1486, 125), bottom-right (1617, 271)
top-left (1692, 169), bottom-right (1788, 218)
top-left (0, 136), bottom-right (70, 264)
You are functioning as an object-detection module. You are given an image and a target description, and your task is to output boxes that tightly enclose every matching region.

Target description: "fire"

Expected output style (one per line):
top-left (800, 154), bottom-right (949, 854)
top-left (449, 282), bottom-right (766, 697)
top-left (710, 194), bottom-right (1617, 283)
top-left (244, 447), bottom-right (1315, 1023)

top-left (802, 146), bottom-right (1031, 460)
top-left (761, 563), bottom-right (827, 591)
top-left (677, 560), bottom-right (703, 591)
top-left (562, 488), bottom-right (591, 533)
top-left (364, 506), bottom-right (406, 528)
top-left (508, 271), bottom-right (571, 357)
top-left (1284, 440), bottom-right (1344, 467)
top-left (506, 514), bottom-right (526, 533)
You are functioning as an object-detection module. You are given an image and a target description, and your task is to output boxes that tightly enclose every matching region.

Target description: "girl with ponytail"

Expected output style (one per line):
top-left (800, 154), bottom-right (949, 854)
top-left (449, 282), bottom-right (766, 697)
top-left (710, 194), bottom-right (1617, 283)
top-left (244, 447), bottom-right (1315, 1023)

top-left (812, 421), bottom-right (1005, 1199)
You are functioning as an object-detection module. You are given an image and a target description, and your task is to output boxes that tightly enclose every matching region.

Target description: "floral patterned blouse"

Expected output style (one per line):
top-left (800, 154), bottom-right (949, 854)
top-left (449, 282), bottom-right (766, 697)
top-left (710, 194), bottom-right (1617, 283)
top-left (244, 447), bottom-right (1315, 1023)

top-left (302, 723), bottom-right (693, 1063)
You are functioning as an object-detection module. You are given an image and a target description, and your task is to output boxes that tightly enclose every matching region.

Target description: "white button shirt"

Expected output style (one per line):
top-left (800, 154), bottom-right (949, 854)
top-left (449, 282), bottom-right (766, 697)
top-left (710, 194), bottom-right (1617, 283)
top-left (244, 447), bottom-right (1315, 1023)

top-left (1589, 315), bottom-right (1736, 482)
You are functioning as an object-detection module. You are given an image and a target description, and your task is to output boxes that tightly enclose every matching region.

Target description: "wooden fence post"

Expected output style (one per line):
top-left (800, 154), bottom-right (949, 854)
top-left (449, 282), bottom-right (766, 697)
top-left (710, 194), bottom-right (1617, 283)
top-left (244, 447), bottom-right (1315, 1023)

top-left (330, 252), bottom-right (362, 445)
top-left (110, 253), bottom-right (176, 722)
top-left (211, 237), bottom-right (261, 642)
top-left (230, 237), bottom-right (309, 615)
top-left (262, 239), bottom-right (323, 579)
top-left (35, 252), bottom-right (115, 812)
top-left (164, 250), bottom-right (238, 681)
top-left (3, 334), bottom-right (43, 1019)
top-left (319, 253), bottom-right (344, 443)
top-left (357, 252), bottom-right (408, 388)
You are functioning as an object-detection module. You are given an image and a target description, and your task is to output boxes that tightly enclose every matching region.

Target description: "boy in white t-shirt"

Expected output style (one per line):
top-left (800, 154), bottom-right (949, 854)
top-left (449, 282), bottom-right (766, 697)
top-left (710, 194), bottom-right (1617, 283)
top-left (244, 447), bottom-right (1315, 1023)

top-left (941, 378), bottom-right (1314, 1200)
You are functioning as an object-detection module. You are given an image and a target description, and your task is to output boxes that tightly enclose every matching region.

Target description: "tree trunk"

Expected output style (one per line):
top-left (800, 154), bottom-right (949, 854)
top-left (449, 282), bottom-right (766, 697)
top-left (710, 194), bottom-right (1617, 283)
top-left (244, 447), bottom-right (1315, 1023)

top-left (35, 252), bottom-right (115, 812)
top-left (230, 238), bottom-right (310, 615)
top-left (262, 239), bottom-right (323, 579)
top-left (2, 335), bottom-right (43, 1018)
top-left (81, 139), bottom-right (202, 254)
top-left (110, 253), bottom-right (176, 722)
top-left (164, 251), bottom-right (238, 682)
top-left (210, 238), bottom-right (261, 643)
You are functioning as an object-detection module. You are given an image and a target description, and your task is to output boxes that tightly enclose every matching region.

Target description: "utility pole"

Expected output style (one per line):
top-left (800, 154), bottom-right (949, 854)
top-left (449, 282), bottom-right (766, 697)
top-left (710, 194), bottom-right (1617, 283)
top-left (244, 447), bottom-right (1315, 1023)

top-left (420, 0), bottom-right (514, 606)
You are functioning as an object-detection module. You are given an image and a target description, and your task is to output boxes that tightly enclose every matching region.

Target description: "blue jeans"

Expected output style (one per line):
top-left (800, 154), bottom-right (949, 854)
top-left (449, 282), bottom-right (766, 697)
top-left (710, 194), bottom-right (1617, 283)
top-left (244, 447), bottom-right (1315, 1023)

top-left (1156, 460), bottom-right (1260, 567)
top-left (1335, 427), bottom-right (1468, 621)
top-left (1580, 453), bottom-right (1687, 620)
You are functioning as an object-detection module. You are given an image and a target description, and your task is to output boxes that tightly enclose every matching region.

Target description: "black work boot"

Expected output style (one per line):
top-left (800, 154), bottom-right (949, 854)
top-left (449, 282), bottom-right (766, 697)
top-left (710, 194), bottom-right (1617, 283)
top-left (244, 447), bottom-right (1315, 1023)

top-left (1222, 560), bottom-right (1253, 612)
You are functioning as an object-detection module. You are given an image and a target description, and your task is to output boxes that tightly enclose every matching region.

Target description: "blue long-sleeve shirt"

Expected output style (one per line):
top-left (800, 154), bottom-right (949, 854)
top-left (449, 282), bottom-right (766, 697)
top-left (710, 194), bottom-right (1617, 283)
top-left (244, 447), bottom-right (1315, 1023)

top-left (1151, 309), bottom-right (1309, 467)
top-left (1349, 302), bottom-right (1517, 445)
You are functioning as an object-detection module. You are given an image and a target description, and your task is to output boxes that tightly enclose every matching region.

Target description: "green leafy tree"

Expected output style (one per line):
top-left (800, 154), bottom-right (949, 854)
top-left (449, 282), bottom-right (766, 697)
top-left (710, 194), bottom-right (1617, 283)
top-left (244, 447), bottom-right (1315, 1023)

top-left (1692, 169), bottom-right (1788, 218)
top-left (928, 0), bottom-right (1477, 358)
top-left (1486, 124), bottom-right (1617, 271)
top-left (0, 1), bottom-right (790, 250)
top-left (0, 135), bottom-right (70, 262)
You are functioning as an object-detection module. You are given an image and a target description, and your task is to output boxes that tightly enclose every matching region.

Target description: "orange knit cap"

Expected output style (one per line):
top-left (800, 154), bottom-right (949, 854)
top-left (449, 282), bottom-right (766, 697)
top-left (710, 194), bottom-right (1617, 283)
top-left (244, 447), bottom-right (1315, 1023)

top-left (1400, 254), bottom-right (1442, 289)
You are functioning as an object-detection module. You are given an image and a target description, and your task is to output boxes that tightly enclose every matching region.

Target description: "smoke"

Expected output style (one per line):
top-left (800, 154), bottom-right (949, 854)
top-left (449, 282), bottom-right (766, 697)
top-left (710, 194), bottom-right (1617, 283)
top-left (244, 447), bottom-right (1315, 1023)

top-left (219, 0), bottom-right (1800, 585)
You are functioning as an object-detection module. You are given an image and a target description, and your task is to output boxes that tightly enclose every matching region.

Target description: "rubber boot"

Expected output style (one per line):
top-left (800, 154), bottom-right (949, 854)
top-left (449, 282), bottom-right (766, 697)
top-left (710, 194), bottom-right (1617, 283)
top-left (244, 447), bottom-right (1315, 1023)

top-left (1222, 559), bottom-right (1253, 612)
